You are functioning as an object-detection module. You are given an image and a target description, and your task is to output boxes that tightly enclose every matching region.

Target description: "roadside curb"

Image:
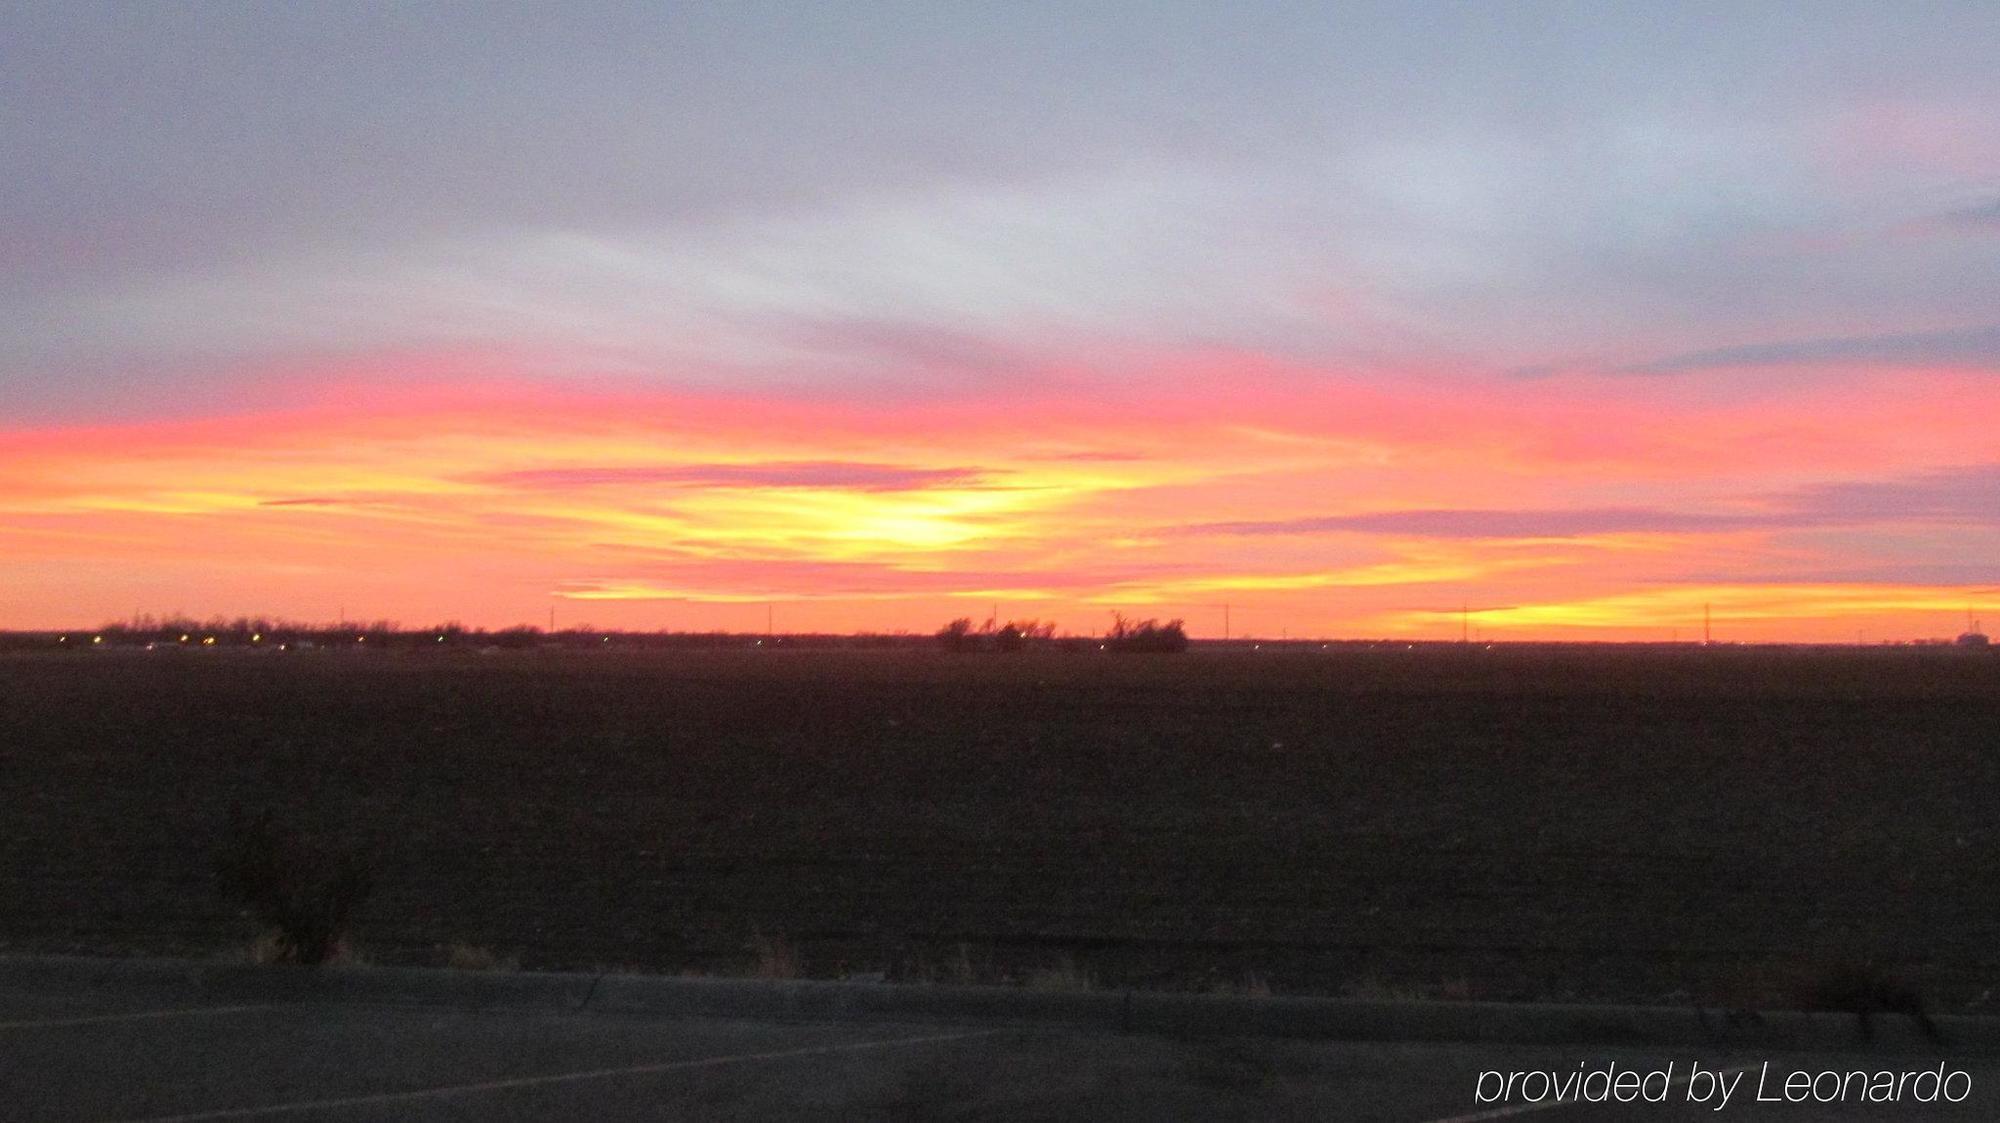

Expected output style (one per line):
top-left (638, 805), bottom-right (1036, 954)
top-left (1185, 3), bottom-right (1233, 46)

top-left (2, 954), bottom-right (1989, 1054)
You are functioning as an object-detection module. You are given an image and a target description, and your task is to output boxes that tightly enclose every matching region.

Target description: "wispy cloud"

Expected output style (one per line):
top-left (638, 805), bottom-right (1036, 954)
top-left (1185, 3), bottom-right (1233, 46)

top-left (1188, 507), bottom-right (1792, 539)
top-left (776, 317), bottom-right (1037, 380)
top-left (1667, 566), bottom-right (2000, 587)
top-left (556, 557), bottom-right (1167, 600)
top-left (1622, 324), bottom-right (2000, 375)
top-left (472, 461), bottom-right (994, 493)
top-left (1780, 464), bottom-right (2000, 523)
top-left (1186, 464), bottom-right (2000, 540)
top-left (1023, 450), bottom-right (1150, 463)
top-left (1941, 197), bottom-right (2000, 226)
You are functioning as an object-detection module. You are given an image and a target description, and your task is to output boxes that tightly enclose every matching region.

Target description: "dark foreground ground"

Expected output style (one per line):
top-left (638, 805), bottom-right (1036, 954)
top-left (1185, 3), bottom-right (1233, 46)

top-left (0, 967), bottom-right (1990, 1121)
top-left (2, 646), bottom-right (1997, 1008)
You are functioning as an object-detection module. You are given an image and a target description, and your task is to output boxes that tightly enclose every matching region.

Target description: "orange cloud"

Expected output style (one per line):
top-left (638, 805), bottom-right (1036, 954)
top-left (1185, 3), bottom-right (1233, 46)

top-left (2, 353), bottom-right (1996, 638)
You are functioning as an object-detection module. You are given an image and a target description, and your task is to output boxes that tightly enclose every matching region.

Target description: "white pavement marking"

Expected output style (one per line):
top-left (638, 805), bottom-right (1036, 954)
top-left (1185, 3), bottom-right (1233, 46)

top-left (0, 1005), bottom-right (273, 1031)
top-left (119, 1027), bottom-right (1015, 1121)
top-left (1424, 1065), bottom-right (1753, 1122)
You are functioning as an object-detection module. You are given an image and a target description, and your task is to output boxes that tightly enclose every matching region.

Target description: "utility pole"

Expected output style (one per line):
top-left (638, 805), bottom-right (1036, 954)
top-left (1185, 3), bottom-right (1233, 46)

top-left (1461, 602), bottom-right (1469, 644)
top-left (766, 603), bottom-right (774, 637)
top-left (1223, 603), bottom-right (1230, 641)
top-left (1703, 603), bottom-right (1711, 645)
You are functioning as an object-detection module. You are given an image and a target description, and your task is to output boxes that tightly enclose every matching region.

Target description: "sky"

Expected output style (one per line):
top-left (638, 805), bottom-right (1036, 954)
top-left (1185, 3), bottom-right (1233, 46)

top-left (3, 2), bottom-right (1997, 640)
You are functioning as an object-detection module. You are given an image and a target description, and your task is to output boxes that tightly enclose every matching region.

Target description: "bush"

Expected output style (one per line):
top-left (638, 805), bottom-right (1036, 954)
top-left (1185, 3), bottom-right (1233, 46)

top-left (997, 620), bottom-right (1056, 652)
top-left (939, 617), bottom-right (1055, 652)
top-left (936, 618), bottom-right (978, 652)
top-left (1104, 614), bottom-right (1189, 653)
top-left (215, 808), bottom-right (374, 965)
top-left (488, 625), bottom-right (543, 649)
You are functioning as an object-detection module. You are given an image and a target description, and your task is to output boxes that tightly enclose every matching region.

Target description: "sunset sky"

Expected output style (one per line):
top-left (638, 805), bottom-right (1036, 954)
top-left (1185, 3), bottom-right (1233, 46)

top-left (4, 3), bottom-right (1997, 640)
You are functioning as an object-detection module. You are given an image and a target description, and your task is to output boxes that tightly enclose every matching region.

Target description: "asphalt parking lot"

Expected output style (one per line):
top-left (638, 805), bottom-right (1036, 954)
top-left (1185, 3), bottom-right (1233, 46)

top-left (3, 966), bottom-right (1997, 1120)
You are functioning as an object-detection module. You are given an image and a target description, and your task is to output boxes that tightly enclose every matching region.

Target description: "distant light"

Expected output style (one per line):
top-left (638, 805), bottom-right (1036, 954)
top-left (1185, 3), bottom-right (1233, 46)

top-left (278, 644), bottom-right (288, 651)
top-left (92, 636), bottom-right (103, 645)
top-left (601, 636), bottom-right (609, 643)
top-left (357, 635), bottom-right (365, 643)
top-left (180, 634), bottom-right (190, 643)
top-left (57, 635), bottom-right (67, 643)
top-left (251, 633), bottom-right (261, 642)
top-left (437, 635), bottom-right (445, 642)
top-left (202, 636), bottom-right (216, 646)
top-left (1253, 643), bottom-right (1260, 650)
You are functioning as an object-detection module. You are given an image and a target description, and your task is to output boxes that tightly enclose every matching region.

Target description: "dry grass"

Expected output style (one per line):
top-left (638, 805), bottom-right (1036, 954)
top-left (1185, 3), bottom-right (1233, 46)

top-left (443, 942), bottom-right (518, 971)
top-left (747, 932), bottom-right (800, 979)
top-left (898, 942), bottom-right (981, 986)
top-left (1206, 970), bottom-right (1274, 998)
top-left (1342, 975), bottom-right (1430, 1002)
top-left (1434, 977), bottom-right (1474, 1001)
top-left (1024, 955), bottom-right (1095, 992)
top-left (244, 931), bottom-right (366, 966)
top-left (942, 942), bottom-right (978, 986)
top-left (214, 808), bottom-right (374, 966)
top-left (1340, 975), bottom-right (1475, 1002)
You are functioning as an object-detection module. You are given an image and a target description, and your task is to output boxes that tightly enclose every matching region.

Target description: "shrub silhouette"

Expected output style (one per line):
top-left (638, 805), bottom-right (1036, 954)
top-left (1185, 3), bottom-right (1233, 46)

top-left (215, 808), bottom-right (374, 965)
top-left (995, 620), bottom-right (1056, 652)
top-left (939, 617), bottom-right (1056, 652)
top-left (1693, 959), bottom-right (1944, 1046)
top-left (489, 625), bottom-right (543, 649)
top-left (936, 617), bottom-right (978, 652)
top-left (1801, 962), bottom-right (1944, 1044)
top-left (1104, 614), bottom-right (1189, 653)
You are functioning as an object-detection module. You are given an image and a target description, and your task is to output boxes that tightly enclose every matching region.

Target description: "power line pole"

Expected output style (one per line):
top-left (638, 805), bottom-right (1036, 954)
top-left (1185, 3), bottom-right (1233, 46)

top-left (1703, 603), bottom-right (1711, 645)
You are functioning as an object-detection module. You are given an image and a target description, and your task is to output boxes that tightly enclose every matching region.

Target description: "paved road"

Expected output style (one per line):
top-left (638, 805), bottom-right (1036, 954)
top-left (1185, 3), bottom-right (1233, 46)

top-left (2, 983), bottom-right (1995, 1120)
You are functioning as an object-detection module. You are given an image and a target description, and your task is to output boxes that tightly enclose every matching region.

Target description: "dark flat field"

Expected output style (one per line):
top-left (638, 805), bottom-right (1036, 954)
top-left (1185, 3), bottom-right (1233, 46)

top-left (3, 646), bottom-right (1998, 1006)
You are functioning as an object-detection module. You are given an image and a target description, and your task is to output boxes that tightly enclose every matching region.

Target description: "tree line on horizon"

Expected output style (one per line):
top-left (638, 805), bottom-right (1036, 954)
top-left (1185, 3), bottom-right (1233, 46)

top-left (9, 612), bottom-right (1193, 653)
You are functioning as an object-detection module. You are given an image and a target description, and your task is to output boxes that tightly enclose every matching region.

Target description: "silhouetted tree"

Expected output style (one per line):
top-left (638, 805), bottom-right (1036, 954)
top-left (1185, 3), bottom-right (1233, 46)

top-left (490, 625), bottom-right (543, 649)
top-left (937, 617), bottom-right (977, 652)
top-left (1104, 614), bottom-right (1189, 653)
